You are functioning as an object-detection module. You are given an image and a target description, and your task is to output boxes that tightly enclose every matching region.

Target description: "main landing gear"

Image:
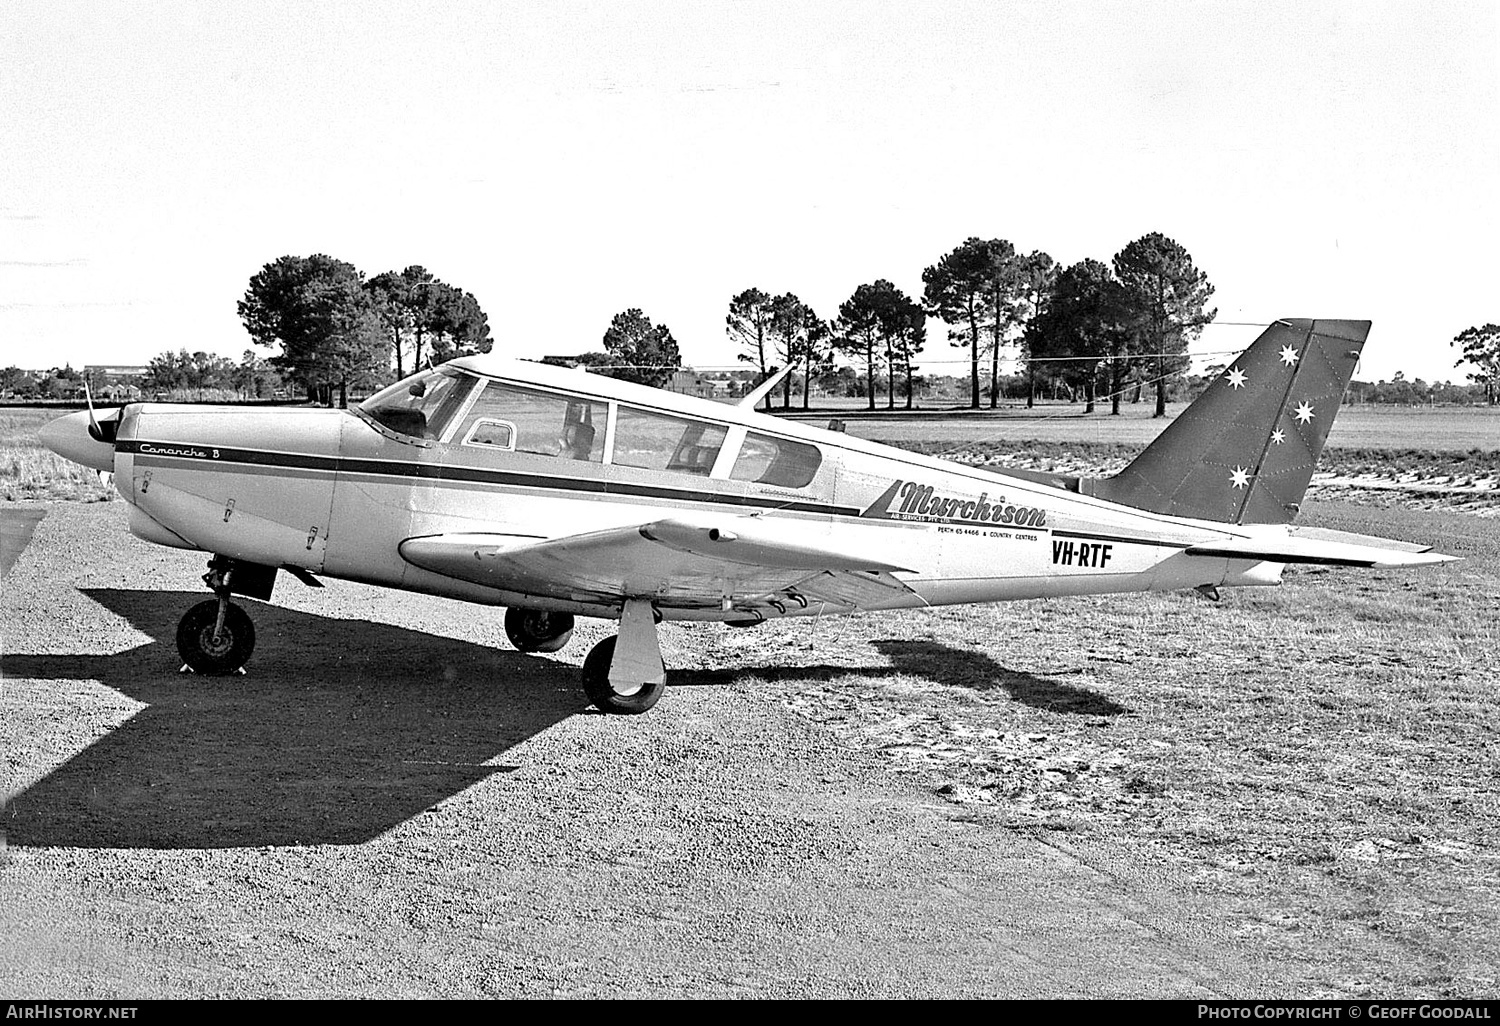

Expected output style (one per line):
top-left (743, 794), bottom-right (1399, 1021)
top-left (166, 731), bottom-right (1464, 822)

top-left (176, 556), bottom-right (258, 675)
top-left (504, 602), bottom-right (663, 713)
top-left (580, 599), bottom-right (666, 715)
top-left (503, 607), bottom-right (575, 653)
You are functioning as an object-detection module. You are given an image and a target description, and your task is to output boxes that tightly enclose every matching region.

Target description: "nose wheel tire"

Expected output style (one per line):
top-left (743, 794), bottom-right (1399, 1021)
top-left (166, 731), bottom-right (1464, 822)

top-left (504, 608), bottom-right (575, 653)
top-left (177, 599), bottom-right (256, 675)
top-left (581, 636), bottom-right (665, 714)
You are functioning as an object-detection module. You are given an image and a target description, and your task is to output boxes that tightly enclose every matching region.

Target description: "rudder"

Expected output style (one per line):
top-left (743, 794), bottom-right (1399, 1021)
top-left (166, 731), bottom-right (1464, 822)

top-left (1087, 319), bottom-right (1369, 524)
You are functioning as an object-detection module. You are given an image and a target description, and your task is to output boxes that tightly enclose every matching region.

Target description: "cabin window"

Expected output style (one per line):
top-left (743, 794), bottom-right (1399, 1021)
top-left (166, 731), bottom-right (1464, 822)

top-left (454, 382), bottom-right (605, 461)
top-left (611, 406), bottom-right (727, 475)
top-left (730, 432), bottom-right (822, 488)
top-left (358, 367), bottom-right (477, 441)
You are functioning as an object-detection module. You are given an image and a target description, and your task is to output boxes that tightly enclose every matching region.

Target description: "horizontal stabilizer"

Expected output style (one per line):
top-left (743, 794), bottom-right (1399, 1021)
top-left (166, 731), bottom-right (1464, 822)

top-left (1185, 527), bottom-right (1457, 569)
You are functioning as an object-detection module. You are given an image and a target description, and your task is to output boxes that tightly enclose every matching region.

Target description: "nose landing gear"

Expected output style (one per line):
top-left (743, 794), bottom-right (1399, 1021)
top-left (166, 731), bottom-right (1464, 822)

top-left (177, 597), bottom-right (255, 675)
top-left (175, 555), bottom-right (267, 675)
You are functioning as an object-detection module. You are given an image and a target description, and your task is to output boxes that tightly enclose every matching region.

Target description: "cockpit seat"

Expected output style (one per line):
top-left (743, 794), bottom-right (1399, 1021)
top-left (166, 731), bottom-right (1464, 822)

top-left (561, 421), bottom-right (596, 460)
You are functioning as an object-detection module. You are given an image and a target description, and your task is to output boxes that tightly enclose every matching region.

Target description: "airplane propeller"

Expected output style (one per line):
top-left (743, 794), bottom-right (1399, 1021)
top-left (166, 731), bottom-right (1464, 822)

top-left (83, 377), bottom-right (120, 444)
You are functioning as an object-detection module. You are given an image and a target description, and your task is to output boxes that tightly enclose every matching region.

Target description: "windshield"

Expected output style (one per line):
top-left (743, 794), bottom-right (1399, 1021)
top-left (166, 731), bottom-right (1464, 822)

top-left (358, 367), bottom-right (477, 441)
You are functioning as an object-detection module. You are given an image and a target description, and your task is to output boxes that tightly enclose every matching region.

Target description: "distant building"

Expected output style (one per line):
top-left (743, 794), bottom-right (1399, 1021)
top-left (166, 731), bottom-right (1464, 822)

top-left (80, 365), bottom-right (147, 402)
top-left (540, 354), bottom-right (594, 369)
top-left (76, 366), bottom-right (144, 402)
top-left (540, 356), bottom-right (719, 398)
top-left (84, 364), bottom-right (148, 380)
top-left (698, 367), bottom-right (760, 400)
top-left (665, 368), bottom-right (715, 398)
top-left (98, 382), bottom-right (143, 402)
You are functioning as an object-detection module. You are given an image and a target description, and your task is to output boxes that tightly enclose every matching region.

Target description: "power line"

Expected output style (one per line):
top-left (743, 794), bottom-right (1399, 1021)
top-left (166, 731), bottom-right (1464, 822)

top-left (868, 350), bottom-right (1244, 367)
top-left (540, 349), bottom-right (1246, 371)
top-left (542, 321), bottom-right (1279, 373)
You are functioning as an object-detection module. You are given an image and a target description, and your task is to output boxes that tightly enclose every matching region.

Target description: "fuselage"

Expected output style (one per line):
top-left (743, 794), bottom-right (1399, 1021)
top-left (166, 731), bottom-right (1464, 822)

top-left (53, 356), bottom-right (1281, 622)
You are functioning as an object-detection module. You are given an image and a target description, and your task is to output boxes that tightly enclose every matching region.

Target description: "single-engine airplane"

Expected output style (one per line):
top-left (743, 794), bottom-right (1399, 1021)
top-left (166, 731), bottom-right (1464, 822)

top-left (41, 318), bottom-right (1453, 713)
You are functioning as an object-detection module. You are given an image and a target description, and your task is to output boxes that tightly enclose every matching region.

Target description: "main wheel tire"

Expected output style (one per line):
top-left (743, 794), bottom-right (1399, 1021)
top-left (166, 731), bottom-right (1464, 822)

top-left (176, 599), bottom-right (255, 676)
top-left (581, 636), bottom-right (665, 714)
top-left (504, 608), bottom-right (575, 654)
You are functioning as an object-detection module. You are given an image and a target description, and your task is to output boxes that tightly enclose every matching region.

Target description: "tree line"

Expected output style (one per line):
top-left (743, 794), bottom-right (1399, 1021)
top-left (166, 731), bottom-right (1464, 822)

top-left (212, 245), bottom-right (1500, 412)
top-left (5, 361), bottom-right (1486, 407)
top-left (28, 240), bottom-right (1489, 410)
top-left (723, 241), bottom-right (1500, 413)
top-left (222, 235), bottom-right (1218, 416)
top-left (0, 356), bottom-right (280, 402)
top-left (719, 231), bottom-right (1215, 417)
top-left (140, 349), bottom-right (281, 398)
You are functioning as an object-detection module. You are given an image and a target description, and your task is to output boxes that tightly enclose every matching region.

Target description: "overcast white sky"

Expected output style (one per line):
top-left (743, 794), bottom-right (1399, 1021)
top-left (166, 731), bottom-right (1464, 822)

top-left (3, 0), bottom-right (1496, 384)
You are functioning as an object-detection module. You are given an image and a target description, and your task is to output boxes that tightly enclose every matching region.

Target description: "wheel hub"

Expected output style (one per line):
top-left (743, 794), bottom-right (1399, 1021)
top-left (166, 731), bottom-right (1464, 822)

top-left (198, 626), bottom-right (234, 657)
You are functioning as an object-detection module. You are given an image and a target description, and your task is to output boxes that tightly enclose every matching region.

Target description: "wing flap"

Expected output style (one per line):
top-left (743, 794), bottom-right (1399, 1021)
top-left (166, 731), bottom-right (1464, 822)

top-left (790, 569), bottom-right (916, 608)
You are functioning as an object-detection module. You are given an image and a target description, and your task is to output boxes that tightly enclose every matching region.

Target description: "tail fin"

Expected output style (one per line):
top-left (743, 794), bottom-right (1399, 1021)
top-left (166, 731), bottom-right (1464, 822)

top-left (1088, 319), bottom-right (1369, 525)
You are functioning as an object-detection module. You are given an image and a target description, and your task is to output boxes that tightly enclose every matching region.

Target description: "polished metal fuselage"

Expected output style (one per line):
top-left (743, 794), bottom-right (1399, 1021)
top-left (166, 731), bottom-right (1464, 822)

top-left (87, 365), bottom-right (1277, 624)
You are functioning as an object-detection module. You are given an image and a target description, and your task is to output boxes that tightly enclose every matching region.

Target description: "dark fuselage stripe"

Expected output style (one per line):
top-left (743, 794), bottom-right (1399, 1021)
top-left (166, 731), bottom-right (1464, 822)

top-left (121, 440), bottom-right (861, 517)
top-left (1050, 529), bottom-right (1188, 550)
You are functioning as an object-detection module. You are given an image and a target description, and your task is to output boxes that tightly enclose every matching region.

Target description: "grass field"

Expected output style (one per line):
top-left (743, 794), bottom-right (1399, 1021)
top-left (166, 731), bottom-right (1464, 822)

top-left (784, 401), bottom-right (1500, 451)
top-left (0, 410), bottom-right (113, 502)
top-left (735, 496), bottom-right (1500, 992)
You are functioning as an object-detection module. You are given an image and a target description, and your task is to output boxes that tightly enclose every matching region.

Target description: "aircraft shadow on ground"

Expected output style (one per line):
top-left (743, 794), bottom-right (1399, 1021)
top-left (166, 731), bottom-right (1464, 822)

top-left (2, 589), bottom-right (588, 850)
top-left (872, 639), bottom-right (1129, 715)
top-left (693, 638), bottom-right (1128, 716)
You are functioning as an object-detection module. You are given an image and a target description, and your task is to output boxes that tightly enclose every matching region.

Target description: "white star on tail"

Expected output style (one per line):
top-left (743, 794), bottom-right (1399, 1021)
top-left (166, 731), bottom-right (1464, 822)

top-left (1226, 366), bottom-right (1247, 389)
top-left (1279, 344), bottom-right (1301, 366)
top-left (1230, 466), bottom-right (1251, 489)
top-left (1271, 428), bottom-right (1286, 444)
top-left (1293, 402), bottom-right (1315, 424)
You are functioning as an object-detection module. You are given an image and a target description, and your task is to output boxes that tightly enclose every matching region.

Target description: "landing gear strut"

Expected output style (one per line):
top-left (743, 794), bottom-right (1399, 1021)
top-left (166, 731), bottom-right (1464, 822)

top-left (176, 555), bottom-right (257, 675)
top-left (581, 598), bottom-right (666, 714)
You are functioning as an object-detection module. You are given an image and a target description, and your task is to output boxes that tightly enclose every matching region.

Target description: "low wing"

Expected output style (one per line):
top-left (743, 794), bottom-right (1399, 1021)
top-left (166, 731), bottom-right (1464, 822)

top-left (398, 516), bottom-right (918, 614)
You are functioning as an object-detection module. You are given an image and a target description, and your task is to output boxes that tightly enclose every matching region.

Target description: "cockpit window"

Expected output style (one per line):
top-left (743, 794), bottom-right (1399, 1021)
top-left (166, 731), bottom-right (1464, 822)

top-left (359, 368), bottom-right (476, 441)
